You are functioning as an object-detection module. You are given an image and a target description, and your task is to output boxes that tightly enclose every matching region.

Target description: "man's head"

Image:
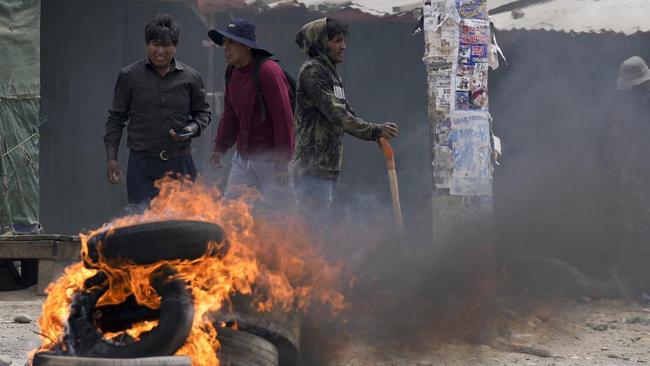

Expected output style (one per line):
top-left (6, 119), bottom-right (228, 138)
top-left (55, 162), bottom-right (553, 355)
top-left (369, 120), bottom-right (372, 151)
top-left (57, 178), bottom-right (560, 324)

top-left (144, 14), bottom-right (179, 70)
top-left (617, 56), bottom-right (650, 91)
top-left (326, 18), bottom-right (349, 64)
top-left (296, 18), bottom-right (349, 65)
top-left (208, 19), bottom-right (272, 68)
top-left (223, 38), bottom-right (252, 68)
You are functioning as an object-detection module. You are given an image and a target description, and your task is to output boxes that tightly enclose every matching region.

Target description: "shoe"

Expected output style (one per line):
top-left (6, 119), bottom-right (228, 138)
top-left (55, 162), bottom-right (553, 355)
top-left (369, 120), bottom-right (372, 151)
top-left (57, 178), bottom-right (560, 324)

top-left (9, 223), bottom-right (43, 235)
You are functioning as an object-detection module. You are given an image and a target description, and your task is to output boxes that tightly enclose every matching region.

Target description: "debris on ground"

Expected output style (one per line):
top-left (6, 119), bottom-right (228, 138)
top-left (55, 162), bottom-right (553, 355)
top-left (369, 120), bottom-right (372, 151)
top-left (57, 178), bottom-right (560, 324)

top-left (12, 314), bottom-right (31, 324)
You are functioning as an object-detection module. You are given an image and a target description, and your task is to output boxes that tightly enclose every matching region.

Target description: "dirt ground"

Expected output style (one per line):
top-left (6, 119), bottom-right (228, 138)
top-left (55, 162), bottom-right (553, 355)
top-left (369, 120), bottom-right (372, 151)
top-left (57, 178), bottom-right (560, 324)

top-left (1, 287), bottom-right (650, 365)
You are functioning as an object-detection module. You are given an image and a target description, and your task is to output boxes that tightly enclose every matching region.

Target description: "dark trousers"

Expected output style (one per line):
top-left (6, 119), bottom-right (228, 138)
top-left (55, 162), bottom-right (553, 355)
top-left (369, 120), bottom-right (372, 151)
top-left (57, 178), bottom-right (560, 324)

top-left (127, 151), bottom-right (197, 205)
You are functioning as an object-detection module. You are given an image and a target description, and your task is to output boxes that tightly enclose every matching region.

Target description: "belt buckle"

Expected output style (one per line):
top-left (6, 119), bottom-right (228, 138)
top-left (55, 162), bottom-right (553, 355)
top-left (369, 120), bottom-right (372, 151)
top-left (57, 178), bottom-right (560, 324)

top-left (159, 150), bottom-right (169, 161)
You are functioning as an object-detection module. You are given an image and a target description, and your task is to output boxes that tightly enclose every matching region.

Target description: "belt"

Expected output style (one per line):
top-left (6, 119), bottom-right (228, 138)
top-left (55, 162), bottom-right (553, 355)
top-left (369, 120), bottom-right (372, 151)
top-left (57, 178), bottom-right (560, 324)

top-left (133, 148), bottom-right (192, 161)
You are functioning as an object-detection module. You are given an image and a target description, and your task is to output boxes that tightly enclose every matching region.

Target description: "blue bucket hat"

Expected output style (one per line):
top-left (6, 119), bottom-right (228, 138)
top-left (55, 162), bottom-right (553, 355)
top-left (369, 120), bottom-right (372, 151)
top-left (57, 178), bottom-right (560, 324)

top-left (208, 18), bottom-right (272, 57)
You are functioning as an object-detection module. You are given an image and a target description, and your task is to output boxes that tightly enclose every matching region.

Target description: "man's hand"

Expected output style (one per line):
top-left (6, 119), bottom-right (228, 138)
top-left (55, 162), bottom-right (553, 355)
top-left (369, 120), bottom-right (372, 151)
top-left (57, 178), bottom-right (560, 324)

top-left (210, 151), bottom-right (225, 169)
top-left (381, 122), bottom-right (399, 139)
top-left (107, 160), bottom-right (122, 184)
top-left (1, 176), bottom-right (8, 194)
top-left (169, 122), bottom-right (198, 142)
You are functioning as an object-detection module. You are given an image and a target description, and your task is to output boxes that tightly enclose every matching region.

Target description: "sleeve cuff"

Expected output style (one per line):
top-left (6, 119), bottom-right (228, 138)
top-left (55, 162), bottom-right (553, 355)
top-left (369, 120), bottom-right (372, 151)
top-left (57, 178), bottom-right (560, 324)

top-left (371, 124), bottom-right (383, 140)
top-left (106, 146), bottom-right (118, 161)
top-left (213, 143), bottom-right (229, 154)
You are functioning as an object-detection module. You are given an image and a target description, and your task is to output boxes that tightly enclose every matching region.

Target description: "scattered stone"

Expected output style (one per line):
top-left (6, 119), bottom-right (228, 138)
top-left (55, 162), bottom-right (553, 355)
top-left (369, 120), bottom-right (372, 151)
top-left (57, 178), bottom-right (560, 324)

top-left (511, 9), bottom-right (525, 19)
top-left (607, 354), bottom-right (631, 361)
top-left (12, 315), bottom-right (31, 324)
top-left (0, 355), bottom-right (11, 366)
top-left (580, 296), bottom-right (592, 303)
top-left (504, 344), bottom-right (553, 358)
top-left (626, 316), bottom-right (650, 325)
top-left (511, 332), bottom-right (535, 343)
top-left (601, 346), bottom-right (611, 351)
top-left (586, 323), bottom-right (608, 331)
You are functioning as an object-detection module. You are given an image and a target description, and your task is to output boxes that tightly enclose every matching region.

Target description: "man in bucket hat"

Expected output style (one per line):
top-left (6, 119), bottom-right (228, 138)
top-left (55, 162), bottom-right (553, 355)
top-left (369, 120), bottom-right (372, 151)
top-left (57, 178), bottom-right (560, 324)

top-left (607, 55), bottom-right (650, 303)
top-left (208, 19), bottom-right (295, 209)
top-left (617, 56), bottom-right (650, 91)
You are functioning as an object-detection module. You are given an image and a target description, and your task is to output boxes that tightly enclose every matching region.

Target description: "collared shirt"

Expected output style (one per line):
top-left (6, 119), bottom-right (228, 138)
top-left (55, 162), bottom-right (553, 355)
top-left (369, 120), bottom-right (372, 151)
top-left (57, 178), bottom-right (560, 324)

top-left (213, 59), bottom-right (294, 165)
top-left (104, 58), bottom-right (211, 160)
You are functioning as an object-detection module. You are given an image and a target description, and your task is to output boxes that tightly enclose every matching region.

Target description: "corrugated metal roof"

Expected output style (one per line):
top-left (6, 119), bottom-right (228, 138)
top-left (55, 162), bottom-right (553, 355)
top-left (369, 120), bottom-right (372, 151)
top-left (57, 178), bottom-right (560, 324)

top-left (194, 0), bottom-right (422, 18)
top-left (491, 0), bottom-right (650, 35)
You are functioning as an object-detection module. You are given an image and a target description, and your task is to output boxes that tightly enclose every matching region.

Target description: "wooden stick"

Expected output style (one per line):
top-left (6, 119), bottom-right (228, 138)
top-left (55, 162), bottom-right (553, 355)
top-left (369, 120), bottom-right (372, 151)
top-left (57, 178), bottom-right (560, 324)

top-left (378, 138), bottom-right (405, 235)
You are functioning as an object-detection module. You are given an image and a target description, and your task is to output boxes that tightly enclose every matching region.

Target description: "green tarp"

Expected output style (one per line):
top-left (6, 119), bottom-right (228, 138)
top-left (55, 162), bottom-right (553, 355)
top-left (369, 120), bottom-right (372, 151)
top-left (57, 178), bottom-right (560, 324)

top-left (0, 0), bottom-right (40, 230)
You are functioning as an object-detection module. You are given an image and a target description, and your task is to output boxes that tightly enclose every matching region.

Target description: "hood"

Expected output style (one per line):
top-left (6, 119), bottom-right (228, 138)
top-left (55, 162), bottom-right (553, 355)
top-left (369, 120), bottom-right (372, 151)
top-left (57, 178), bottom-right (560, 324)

top-left (295, 17), bottom-right (337, 71)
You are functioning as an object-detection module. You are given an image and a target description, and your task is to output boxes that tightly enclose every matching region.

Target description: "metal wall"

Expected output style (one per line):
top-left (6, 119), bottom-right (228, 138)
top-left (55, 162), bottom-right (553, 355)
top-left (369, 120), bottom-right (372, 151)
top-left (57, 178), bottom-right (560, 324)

top-left (40, 2), bottom-right (430, 235)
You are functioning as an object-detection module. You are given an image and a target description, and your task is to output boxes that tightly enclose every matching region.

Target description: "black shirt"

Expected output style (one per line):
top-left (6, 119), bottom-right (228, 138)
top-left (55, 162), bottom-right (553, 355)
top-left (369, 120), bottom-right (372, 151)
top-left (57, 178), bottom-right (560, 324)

top-left (104, 58), bottom-right (211, 160)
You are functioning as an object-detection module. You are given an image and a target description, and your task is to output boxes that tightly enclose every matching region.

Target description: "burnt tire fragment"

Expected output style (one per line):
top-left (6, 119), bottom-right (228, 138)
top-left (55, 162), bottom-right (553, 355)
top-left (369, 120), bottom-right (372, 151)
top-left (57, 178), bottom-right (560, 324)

top-left (66, 265), bottom-right (194, 358)
top-left (84, 220), bottom-right (227, 268)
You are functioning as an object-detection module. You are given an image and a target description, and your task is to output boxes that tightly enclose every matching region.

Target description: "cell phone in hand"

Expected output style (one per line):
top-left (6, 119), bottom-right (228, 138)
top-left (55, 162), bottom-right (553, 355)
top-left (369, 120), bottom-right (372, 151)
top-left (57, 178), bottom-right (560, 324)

top-left (175, 130), bottom-right (194, 138)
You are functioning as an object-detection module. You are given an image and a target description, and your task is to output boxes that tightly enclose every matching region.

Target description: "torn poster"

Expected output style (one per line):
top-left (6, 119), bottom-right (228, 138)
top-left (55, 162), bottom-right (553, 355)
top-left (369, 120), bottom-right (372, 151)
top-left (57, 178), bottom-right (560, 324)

top-left (435, 77), bottom-right (452, 112)
top-left (456, 0), bottom-right (487, 20)
top-left (455, 18), bottom-right (490, 111)
top-left (448, 113), bottom-right (493, 196)
top-left (433, 117), bottom-right (454, 189)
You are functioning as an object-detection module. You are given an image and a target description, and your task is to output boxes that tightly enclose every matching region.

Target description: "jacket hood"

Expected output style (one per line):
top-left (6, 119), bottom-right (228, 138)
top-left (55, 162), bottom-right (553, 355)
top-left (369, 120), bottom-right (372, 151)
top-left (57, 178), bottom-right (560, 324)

top-left (295, 17), bottom-right (339, 72)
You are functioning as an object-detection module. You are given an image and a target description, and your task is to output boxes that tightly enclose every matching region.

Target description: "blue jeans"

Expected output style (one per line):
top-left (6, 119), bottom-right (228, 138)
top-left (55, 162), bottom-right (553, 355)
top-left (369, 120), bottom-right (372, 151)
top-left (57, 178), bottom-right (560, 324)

top-left (224, 152), bottom-right (295, 212)
top-left (294, 176), bottom-right (338, 234)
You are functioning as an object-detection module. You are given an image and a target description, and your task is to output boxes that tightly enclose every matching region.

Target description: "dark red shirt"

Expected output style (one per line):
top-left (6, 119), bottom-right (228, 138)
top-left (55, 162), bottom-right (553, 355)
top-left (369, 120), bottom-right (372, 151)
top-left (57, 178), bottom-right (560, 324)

top-left (214, 60), bottom-right (294, 164)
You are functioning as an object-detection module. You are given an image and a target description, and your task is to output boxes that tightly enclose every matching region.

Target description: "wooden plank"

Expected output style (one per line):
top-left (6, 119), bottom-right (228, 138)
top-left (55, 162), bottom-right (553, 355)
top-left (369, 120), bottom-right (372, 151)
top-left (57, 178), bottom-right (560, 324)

top-left (0, 241), bottom-right (56, 259)
top-left (37, 259), bottom-right (55, 295)
top-left (0, 241), bottom-right (81, 259)
top-left (0, 234), bottom-right (79, 242)
top-left (54, 242), bottom-right (81, 259)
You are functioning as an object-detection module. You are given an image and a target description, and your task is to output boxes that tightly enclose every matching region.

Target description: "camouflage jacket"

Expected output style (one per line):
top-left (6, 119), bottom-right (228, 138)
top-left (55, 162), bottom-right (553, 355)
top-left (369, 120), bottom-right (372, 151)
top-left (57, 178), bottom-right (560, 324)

top-left (293, 18), bottom-right (382, 178)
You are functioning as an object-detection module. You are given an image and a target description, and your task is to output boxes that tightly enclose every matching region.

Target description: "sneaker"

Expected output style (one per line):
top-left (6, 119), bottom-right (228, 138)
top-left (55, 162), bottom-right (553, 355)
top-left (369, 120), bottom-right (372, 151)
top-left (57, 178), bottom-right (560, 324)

top-left (9, 223), bottom-right (43, 235)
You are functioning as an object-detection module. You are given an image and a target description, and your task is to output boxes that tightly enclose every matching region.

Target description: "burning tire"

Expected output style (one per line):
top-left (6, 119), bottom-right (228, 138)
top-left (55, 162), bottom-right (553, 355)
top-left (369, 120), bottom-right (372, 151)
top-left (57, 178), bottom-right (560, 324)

top-left (65, 265), bottom-right (194, 358)
top-left (32, 354), bottom-right (192, 366)
top-left (84, 220), bottom-right (227, 268)
top-left (217, 327), bottom-right (279, 366)
top-left (213, 294), bottom-right (301, 366)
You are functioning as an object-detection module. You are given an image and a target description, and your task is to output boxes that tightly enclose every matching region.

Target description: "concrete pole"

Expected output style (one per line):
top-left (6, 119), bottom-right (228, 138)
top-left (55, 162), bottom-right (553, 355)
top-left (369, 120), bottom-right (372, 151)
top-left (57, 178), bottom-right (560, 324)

top-left (422, 0), bottom-right (494, 247)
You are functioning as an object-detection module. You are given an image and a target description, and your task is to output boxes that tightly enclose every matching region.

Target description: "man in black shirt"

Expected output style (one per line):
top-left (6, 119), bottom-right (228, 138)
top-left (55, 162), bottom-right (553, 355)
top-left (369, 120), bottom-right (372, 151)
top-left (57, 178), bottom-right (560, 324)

top-left (104, 14), bottom-right (211, 205)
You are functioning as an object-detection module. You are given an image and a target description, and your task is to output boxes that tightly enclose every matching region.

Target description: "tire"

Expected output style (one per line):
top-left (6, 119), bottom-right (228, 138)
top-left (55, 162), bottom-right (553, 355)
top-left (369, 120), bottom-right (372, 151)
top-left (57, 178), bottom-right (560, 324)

top-left (217, 327), bottom-right (278, 366)
top-left (94, 294), bottom-right (159, 333)
top-left (32, 354), bottom-right (192, 366)
top-left (66, 265), bottom-right (194, 358)
top-left (84, 220), bottom-right (227, 268)
top-left (213, 294), bottom-right (300, 366)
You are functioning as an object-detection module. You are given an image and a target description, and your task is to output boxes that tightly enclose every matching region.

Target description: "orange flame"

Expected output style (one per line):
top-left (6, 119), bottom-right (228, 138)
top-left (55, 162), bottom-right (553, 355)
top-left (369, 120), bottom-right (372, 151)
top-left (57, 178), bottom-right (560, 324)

top-left (33, 176), bottom-right (347, 366)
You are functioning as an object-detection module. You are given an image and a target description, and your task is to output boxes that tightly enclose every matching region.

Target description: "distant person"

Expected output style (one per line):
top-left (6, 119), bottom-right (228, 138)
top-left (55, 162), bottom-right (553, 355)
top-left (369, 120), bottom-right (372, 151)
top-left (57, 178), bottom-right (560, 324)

top-left (608, 56), bottom-right (650, 302)
top-left (293, 17), bottom-right (399, 231)
top-left (104, 14), bottom-right (211, 205)
top-left (208, 19), bottom-right (295, 208)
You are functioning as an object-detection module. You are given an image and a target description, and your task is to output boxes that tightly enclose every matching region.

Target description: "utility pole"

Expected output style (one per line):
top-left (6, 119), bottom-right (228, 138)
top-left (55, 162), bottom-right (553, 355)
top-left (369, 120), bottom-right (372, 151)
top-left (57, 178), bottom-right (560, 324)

top-left (422, 0), bottom-right (495, 247)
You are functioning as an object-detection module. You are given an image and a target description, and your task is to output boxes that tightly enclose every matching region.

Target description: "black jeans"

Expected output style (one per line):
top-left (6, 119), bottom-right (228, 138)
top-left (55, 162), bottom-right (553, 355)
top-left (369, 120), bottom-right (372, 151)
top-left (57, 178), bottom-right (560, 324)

top-left (127, 151), bottom-right (197, 205)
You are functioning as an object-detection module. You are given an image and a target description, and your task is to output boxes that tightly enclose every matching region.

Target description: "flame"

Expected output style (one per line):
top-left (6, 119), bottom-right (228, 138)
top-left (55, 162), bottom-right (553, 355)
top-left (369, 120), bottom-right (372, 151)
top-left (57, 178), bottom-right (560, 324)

top-left (104, 320), bottom-right (159, 341)
top-left (33, 176), bottom-right (347, 365)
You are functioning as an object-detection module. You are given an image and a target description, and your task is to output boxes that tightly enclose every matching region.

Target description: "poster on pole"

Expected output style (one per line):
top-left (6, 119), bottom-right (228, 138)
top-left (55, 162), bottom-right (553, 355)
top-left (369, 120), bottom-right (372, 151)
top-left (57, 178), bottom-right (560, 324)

top-left (455, 18), bottom-right (489, 111)
top-left (456, 0), bottom-right (487, 20)
top-left (448, 113), bottom-right (492, 195)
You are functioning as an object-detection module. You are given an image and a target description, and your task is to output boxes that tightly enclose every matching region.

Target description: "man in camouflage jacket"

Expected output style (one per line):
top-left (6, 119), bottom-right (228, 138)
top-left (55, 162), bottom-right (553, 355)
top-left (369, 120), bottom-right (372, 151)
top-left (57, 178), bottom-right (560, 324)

top-left (293, 17), bottom-right (399, 231)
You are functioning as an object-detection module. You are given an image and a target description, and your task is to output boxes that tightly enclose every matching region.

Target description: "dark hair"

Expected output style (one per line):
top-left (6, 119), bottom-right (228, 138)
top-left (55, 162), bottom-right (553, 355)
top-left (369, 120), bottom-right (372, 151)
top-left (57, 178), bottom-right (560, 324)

top-left (326, 18), bottom-right (349, 40)
top-left (145, 14), bottom-right (180, 45)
